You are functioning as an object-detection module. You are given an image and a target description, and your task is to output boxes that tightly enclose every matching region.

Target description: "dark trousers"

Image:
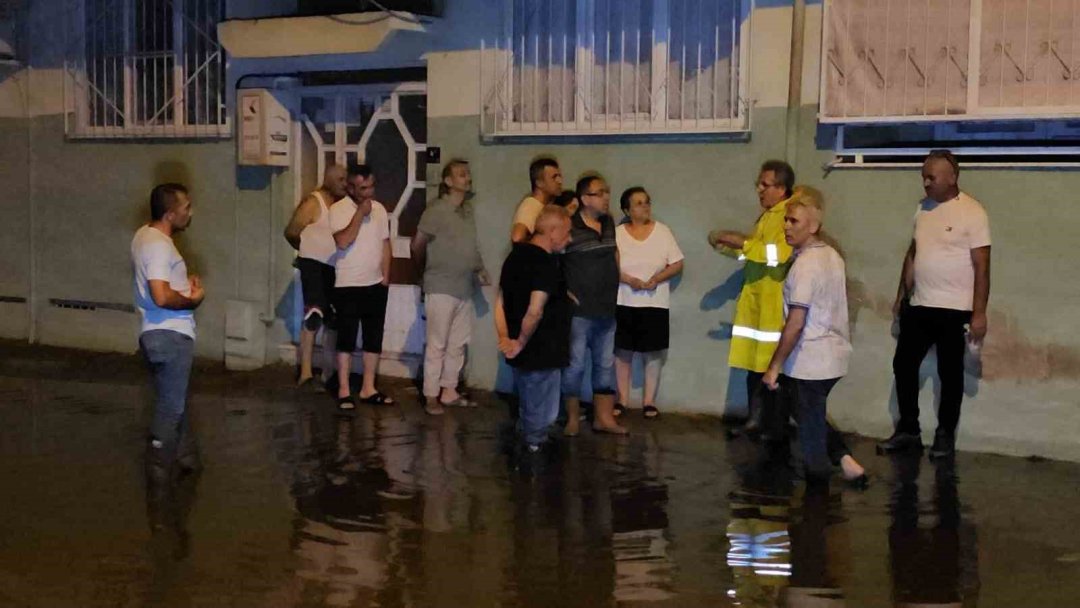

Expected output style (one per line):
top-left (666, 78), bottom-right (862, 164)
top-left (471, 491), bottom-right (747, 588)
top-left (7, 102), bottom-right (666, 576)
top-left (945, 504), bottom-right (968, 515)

top-left (783, 376), bottom-right (845, 479)
top-left (892, 305), bottom-right (971, 435)
top-left (750, 373), bottom-right (851, 473)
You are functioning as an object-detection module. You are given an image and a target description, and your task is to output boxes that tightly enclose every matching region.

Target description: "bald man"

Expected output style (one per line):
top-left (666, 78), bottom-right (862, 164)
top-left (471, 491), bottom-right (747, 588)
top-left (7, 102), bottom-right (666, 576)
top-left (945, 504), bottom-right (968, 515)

top-left (285, 164), bottom-right (348, 389)
top-left (497, 205), bottom-right (574, 453)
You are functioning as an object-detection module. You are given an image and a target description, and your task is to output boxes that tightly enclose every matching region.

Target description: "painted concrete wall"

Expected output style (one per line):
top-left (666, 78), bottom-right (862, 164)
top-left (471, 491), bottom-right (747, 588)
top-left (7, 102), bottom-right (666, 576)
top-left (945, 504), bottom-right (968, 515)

top-left (0, 0), bottom-right (1077, 461)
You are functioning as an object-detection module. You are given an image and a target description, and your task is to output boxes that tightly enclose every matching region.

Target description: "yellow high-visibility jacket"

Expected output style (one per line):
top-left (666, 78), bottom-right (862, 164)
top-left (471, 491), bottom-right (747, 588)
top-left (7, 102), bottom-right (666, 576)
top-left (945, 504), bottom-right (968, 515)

top-left (719, 197), bottom-right (794, 373)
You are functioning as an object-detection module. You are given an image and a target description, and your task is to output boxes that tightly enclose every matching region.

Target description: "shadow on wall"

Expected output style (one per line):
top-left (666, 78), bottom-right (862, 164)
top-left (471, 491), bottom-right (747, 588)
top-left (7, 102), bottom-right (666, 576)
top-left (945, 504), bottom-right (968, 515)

top-left (700, 268), bottom-right (745, 417)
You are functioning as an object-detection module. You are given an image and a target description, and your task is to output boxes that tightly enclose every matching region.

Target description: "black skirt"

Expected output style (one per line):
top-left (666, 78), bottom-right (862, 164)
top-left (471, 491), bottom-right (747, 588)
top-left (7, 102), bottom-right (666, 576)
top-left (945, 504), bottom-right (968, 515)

top-left (615, 305), bottom-right (670, 353)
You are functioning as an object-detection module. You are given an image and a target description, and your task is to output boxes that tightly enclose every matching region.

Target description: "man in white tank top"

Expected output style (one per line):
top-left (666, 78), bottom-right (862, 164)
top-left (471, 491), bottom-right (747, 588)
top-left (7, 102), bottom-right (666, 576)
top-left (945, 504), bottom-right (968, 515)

top-left (285, 164), bottom-right (347, 389)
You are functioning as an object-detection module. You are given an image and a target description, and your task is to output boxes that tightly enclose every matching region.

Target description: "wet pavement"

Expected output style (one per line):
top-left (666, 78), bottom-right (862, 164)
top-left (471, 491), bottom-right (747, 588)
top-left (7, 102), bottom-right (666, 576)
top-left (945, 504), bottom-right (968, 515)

top-left (0, 342), bottom-right (1078, 607)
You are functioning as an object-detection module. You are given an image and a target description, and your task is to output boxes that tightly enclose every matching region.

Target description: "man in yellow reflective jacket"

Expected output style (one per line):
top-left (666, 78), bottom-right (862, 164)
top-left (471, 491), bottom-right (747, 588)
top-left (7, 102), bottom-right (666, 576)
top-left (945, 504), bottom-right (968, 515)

top-left (709, 160), bottom-right (796, 438)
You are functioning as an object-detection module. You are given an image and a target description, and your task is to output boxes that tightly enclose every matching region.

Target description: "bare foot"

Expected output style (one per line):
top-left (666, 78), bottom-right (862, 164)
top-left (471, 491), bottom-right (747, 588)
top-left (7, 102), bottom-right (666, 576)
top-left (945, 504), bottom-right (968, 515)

top-left (840, 454), bottom-right (865, 480)
top-left (592, 420), bottom-right (629, 435)
top-left (564, 418), bottom-right (580, 437)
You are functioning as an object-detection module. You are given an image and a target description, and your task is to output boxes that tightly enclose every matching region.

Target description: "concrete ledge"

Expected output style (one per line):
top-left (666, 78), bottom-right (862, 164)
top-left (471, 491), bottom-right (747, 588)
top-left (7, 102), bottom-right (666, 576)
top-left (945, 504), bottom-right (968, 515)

top-left (217, 12), bottom-right (427, 58)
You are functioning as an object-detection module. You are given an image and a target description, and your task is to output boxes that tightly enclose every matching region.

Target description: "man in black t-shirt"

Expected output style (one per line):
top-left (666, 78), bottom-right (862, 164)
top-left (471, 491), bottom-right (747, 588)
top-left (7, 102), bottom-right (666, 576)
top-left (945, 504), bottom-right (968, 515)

top-left (495, 205), bottom-right (573, 451)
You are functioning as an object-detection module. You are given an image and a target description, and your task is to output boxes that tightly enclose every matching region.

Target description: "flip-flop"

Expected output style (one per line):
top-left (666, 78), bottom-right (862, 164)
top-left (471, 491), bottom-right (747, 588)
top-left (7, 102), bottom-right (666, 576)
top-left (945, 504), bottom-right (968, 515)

top-left (613, 403), bottom-right (626, 417)
top-left (643, 405), bottom-right (660, 419)
top-left (440, 396), bottom-right (477, 408)
top-left (359, 392), bottom-right (395, 405)
top-left (337, 396), bottom-right (356, 411)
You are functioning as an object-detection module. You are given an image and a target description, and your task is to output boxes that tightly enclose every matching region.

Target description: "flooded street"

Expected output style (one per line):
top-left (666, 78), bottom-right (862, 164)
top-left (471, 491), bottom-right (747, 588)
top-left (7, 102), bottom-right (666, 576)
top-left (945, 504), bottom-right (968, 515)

top-left (0, 342), bottom-right (1077, 607)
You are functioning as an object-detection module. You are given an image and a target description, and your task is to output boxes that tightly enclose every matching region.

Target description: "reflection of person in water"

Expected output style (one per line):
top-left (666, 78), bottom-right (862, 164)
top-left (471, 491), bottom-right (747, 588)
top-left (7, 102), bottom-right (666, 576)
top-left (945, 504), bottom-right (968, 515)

top-left (290, 412), bottom-right (422, 606)
top-left (609, 434), bottom-right (676, 603)
top-left (726, 458), bottom-right (795, 605)
top-left (787, 484), bottom-right (852, 607)
top-left (888, 454), bottom-right (980, 607)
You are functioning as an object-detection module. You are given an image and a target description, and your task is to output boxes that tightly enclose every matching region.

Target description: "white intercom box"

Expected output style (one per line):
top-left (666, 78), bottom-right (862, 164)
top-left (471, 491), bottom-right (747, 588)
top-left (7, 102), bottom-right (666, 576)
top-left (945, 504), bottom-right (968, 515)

top-left (238, 89), bottom-right (291, 166)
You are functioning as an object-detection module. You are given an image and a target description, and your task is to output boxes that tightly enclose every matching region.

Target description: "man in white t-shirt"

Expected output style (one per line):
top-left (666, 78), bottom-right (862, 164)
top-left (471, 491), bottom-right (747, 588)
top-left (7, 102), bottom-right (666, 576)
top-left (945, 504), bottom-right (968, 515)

top-left (131, 183), bottom-right (206, 508)
top-left (329, 164), bottom-right (395, 410)
top-left (879, 150), bottom-right (991, 460)
top-left (510, 157), bottom-right (563, 243)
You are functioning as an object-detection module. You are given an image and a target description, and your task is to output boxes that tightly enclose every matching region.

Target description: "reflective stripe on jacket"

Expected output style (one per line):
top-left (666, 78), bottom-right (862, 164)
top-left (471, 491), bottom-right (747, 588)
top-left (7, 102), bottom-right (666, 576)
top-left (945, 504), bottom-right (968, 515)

top-left (719, 197), bottom-right (794, 373)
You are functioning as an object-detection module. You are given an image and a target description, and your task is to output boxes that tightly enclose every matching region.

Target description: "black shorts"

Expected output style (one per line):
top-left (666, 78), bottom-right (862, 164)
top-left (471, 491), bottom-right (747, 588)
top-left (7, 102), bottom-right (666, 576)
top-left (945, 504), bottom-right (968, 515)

top-left (615, 305), bottom-right (670, 353)
top-left (334, 284), bottom-right (389, 354)
top-left (296, 257), bottom-right (336, 318)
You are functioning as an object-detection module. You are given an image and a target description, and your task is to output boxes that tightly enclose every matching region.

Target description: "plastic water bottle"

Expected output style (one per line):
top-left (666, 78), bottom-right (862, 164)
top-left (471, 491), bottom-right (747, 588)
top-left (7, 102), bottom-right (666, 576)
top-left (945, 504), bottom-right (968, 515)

top-left (963, 324), bottom-right (983, 378)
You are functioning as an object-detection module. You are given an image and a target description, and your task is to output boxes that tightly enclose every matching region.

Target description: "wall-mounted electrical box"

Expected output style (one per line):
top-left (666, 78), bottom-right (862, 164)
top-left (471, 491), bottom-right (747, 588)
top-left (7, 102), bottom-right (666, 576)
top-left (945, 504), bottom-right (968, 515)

top-left (238, 89), bottom-right (291, 166)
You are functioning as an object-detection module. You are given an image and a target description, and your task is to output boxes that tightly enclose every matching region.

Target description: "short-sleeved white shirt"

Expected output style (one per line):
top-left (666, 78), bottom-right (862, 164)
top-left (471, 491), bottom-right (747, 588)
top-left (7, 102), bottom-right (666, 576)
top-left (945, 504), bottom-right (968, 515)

top-left (511, 196), bottom-right (544, 233)
top-left (131, 225), bottom-right (196, 339)
top-left (328, 198), bottom-right (390, 288)
top-left (782, 243), bottom-right (851, 380)
top-left (615, 221), bottom-right (685, 309)
top-left (910, 192), bottom-right (991, 311)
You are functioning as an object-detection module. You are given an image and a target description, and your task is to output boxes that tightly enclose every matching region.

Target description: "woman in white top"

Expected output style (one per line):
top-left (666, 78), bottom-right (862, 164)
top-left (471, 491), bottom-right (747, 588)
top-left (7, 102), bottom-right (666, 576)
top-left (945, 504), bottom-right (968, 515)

top-left (614, 187), bottom-right (685, 419)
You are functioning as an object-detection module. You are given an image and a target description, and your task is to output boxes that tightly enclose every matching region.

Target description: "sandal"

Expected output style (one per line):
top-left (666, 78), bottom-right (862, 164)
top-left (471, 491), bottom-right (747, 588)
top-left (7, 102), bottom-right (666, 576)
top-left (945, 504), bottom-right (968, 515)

top-left (643, 405), bottom-right (659, 419)
top-left (613, 403), bottom-right (626, 417)
top-left (359, 391), bottom-right (395, 405)
top-left (337, 396), bottom-right (356, 411)
top-left (440, 396), bottom-right (477, 408)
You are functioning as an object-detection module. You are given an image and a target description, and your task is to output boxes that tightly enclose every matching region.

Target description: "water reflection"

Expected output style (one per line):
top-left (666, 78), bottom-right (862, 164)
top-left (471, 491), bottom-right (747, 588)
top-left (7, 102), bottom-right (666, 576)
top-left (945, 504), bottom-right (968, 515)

top-left (291, 409), bottom-right (423, 606)
top-left (887, 454), bottom-right (980, 607)
top-left (726, 454), bottom-right (855, 607)
top-left (726, 459), bottom-right (795, 606)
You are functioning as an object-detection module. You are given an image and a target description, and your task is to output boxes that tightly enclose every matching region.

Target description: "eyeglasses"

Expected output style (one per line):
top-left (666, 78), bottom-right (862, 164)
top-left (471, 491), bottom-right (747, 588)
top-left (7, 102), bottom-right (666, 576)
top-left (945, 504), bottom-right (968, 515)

top-left (756, 180), bottom-right (780, 189)
top-left (584, 188), bottom-right (610, 196)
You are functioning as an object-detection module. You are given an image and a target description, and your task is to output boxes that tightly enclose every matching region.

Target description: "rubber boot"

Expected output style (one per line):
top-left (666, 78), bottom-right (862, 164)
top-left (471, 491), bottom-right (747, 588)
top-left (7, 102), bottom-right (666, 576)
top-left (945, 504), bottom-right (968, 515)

top-left (145, 437), bottom-right (175, 531)
top-left (175, 416), bottom-right (202, 477)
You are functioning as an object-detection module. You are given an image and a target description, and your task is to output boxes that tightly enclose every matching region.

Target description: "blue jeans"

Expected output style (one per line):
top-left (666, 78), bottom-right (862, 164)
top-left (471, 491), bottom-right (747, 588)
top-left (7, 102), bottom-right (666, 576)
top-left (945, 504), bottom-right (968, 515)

top-left (139, 329), bottom-right (195, 450)
top-left (786, 376), bottom-right (843, 479)
top-left (514, 368), bottom-right (561, 446)
top-left (561, 316), bottom-right (616, 398)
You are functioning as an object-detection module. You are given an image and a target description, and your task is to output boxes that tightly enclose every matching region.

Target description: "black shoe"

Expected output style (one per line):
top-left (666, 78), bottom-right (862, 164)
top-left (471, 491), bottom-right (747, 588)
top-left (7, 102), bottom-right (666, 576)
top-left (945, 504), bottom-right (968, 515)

top-left (876, 430), bottom-right (923, 454)
top-left (928, 430), bottom-right (956, 461)
top-left (845, 473), bottom-right (870, 490)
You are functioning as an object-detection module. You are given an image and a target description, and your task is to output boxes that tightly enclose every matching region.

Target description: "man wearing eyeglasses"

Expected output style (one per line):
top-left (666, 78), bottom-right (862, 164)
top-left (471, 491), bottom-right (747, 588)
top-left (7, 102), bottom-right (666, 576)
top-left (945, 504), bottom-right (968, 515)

top-left (709, 160), bottom-right (797, 443)
top-left (561, 174), bottom-right (628, 436)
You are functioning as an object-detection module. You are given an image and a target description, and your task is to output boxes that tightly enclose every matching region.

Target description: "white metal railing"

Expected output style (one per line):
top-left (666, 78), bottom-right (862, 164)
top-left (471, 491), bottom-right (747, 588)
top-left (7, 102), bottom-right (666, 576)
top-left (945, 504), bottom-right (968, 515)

top-left (64, 0), bottom-right (229, 139)
top-left (481, 0), bottom-right (752, 137)
top-left (822, 0), bottom-right (1080, 122)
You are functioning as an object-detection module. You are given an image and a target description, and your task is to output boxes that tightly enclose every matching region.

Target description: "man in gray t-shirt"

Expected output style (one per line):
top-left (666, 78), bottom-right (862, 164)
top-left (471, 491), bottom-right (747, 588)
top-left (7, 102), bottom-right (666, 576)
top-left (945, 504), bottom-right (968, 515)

top-left (411, 160), bottom-right (489, 414)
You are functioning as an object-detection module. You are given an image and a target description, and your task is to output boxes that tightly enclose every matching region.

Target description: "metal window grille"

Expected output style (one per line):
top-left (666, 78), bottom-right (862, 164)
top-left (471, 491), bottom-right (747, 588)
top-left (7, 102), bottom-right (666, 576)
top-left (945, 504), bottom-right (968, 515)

top-left (822, 0), bottom-right (1080, 122)
top-left (481, 0), bottom-right (752, 137)
top-left (64, 0), bottom-right (228, 138)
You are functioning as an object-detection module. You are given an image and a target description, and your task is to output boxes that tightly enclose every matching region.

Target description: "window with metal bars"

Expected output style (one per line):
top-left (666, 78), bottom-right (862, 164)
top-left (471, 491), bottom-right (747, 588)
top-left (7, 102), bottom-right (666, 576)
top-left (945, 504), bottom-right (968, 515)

top-left (481, 0), bottom-right (751, 137)
top-left (65, 0), bottom-right (228, 138)
top-left (822, 0), bottom-right (1080, 122)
